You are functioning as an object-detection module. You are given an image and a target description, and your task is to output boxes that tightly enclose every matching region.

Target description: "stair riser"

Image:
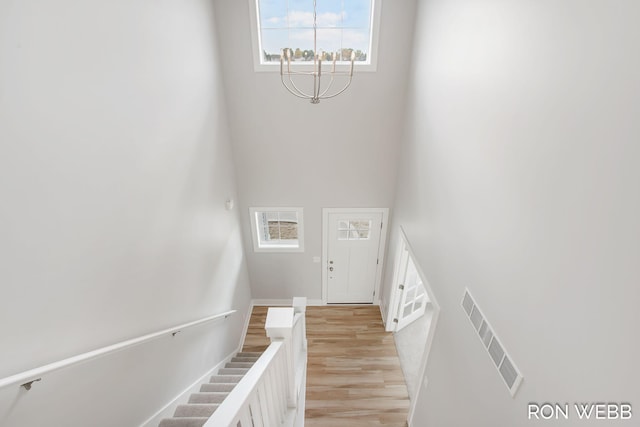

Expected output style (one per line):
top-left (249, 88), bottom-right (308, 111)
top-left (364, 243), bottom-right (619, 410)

top-left (231, 357), bottom-right (259, 363)
top-left (209, 375), bottom-right (243, 383)
top-left (225, 362), bottom-right (254, 369)
top-left (200, 383), bottom-right (235, 392)
top-left (188, 393), bottom-right (228, 404)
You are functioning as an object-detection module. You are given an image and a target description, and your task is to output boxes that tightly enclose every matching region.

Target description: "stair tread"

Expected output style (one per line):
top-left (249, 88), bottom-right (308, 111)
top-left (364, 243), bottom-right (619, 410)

top-left (235, 352), bottom-right (262, 357)
top-left (174, 403), bottom-right (219, 417)
top-left (159, 417), bottom-right (209, 427)
top-left (209, 375), bottom-right (243, 383)
top-left (218, 367), bottom-right (250, 374)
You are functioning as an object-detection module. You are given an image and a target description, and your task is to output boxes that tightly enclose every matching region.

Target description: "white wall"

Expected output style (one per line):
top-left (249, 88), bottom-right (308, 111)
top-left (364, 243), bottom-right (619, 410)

top-left (0, 1), bottom-right (252, 426)
top-left (213, 0), bottom-right (417, 300)
top-left (385, 0), bottom-right (640, 425)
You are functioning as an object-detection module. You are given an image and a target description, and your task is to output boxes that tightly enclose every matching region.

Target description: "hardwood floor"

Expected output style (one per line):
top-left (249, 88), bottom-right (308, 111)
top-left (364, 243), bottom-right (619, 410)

top-left (241, 305), bottom-right (270, 353)
top-left (242, 305), bottom-right (410, 427)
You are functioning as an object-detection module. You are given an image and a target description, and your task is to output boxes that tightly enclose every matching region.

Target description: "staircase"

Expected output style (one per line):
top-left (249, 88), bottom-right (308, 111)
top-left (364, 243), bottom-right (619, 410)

top-left (158, 352), bottom-right (263, 427)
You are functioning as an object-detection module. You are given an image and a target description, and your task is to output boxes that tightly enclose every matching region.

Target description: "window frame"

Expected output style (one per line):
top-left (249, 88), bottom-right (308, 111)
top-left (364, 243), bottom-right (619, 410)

top-left (248, 0), bottom-right (382, 72)
top-left (249, 207), bottom-right (305, 253)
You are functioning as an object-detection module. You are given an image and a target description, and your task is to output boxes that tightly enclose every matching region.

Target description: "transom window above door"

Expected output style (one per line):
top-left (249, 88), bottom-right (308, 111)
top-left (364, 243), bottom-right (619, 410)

top-left (250, 0), bottom-right (381, 70)
top-left (249, 207), bottom-right (304, 252)
top-left (337, 219), bottom-right (372, 240)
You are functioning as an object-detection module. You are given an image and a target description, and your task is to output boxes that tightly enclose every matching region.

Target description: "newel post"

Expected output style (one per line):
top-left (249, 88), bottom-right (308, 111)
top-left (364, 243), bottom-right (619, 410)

top-left (292, 297), bottom-right (307, 350)
top-left (265, 306), bottom-right (297, 407)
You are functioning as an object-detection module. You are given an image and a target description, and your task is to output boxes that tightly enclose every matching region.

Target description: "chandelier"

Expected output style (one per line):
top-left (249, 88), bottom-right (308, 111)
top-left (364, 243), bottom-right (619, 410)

top-left (279, 0), bottom-right (356, 104)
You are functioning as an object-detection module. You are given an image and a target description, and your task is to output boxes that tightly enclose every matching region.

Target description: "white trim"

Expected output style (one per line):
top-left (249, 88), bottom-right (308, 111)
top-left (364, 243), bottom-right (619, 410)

top-left (251, 299), bottom-right (294, 307)
top-left (386, 227), bottom-right (441, 426)
top-left (252, 298), bottom-right (323, 307)
top-left (386, 228), bottom-right (441, 327)
top-left (139, 350), bottom-right (237, 427)
top-left (248, 0), bottom-right (382, 73)
top-left (321, 208), bottom-right (389, 305)
top-left (407, 304), bottom-right (439, 424)
top-left (237, 302), bottom-right (256, 357)
top-left (385, 234), bottom-right (407, 331)
top-left (247, 0), bottom-right (262, 72)
top-left (249, 207), bottom-right (305, 253)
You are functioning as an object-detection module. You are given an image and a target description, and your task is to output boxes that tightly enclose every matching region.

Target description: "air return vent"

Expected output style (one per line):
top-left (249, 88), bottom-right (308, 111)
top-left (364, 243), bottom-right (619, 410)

top-left (461, 289), bottom-right (523, 396)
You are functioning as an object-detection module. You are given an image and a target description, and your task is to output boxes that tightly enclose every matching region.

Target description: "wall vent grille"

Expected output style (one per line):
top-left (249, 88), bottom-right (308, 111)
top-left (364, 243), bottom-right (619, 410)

top-left (461, 289), bottom-right (523, 396)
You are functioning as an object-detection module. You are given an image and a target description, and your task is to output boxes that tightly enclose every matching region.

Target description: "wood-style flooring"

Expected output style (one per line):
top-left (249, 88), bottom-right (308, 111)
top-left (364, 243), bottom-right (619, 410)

top-left (242, 305), bottom-right (410, 427)
top-left (241, 305), bottom-right (270, 353)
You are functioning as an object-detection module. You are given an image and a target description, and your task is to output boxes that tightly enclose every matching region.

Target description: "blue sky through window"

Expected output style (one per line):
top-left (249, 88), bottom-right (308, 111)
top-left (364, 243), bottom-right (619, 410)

top-left (258, 0), bottom-right (372, 62)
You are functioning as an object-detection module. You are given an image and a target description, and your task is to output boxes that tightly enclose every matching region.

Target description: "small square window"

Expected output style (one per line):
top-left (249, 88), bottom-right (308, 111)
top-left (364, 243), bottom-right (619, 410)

top-left (250, 207), bottom-right (304, 252)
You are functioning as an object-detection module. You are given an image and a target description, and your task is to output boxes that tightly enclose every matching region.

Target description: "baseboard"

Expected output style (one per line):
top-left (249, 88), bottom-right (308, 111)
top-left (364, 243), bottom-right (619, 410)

top-left (379, 303), bottom-right (387, 328)
top-left (138, 351), bottom-right (236, 427)
top-left (251, 298), bottom-right (323, 306)
top-left (237, 301), bottom-right (255, 353)
top-left (251, 298), bottom-right (292, 306)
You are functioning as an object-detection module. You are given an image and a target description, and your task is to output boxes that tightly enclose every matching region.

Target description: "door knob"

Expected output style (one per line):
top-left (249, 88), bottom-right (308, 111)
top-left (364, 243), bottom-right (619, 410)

top-left (329, 267), bottom-right (334, 271)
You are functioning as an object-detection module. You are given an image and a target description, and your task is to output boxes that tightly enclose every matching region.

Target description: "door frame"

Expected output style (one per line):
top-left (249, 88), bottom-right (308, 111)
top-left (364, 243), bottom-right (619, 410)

top-left (322, 208), bottom-right (389, 305)
top-left (384, 226), bottom-right (441, 425)
top-left (385, 227), bottom-right (441, 330)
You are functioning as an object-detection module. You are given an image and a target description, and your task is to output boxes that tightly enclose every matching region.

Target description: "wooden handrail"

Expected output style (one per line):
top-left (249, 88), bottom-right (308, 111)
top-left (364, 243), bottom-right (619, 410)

top-left (0, 310), bottom-right (236, 390)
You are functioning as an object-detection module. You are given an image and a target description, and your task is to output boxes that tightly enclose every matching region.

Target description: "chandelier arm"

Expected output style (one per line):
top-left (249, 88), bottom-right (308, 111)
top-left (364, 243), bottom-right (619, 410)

top-left (282, 82), bottom-right (312, 100)
top-left (287, 73), bottom-right (314, 98)
top-left (319, 60), bottom-right (355, 99)
top-left (313, 68), bottom-right (319, 101)
top-left (315, 70), bottom-right (322, 100)
top-left (286, 70), bottom-right (317, 76)
top-left (322, 70), bottom-right (352, 76)
top-left (281, 75), bottom-right (312, 99)
top-left (317, 76), bottom-right (336, 98)
top-left (316, 76), bottom-right (354, 100)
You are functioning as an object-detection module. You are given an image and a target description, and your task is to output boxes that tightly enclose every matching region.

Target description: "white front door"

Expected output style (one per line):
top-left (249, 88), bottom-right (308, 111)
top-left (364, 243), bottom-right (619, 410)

top-left (325, 210), bottom-right (385, 303)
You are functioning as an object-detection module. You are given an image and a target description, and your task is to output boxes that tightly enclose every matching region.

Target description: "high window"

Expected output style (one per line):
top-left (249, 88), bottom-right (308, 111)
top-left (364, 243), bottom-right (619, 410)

top-left (250, 0), bottom-right (381, 70)
top-left (249, 207), bottom-right (305, 252)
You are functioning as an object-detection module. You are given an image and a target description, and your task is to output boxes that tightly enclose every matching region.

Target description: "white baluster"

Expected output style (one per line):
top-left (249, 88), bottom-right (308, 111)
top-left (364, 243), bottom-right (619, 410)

top-left (239, 406), bottom-right (252, 427)
top-left (258, 380), bottom-right (277, 426)
top-left (268, 365), bottom-right (284, 424)
top-left (249, 394), bottom-right (264, 427)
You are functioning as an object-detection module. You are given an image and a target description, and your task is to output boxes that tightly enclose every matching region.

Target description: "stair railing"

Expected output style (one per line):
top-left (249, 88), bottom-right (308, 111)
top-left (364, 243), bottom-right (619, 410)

top-left (205, 297), bottom-right (308, 427)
